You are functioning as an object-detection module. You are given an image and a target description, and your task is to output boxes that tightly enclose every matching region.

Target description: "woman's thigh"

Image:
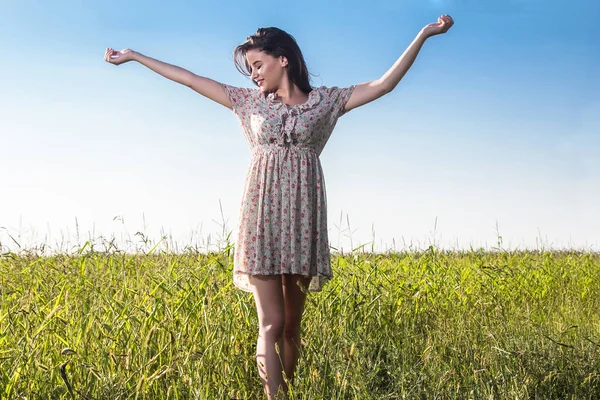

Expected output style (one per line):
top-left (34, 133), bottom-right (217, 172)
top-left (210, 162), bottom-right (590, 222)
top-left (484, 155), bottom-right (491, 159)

top-left (250, 275), bottom-right (285, 328)
top-left (282, 274), bottom-right (311, 328)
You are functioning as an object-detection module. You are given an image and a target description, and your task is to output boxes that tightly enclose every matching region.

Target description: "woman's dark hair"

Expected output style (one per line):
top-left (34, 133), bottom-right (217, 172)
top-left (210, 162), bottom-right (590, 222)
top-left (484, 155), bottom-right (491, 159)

top-left (233, 27), bottom-right (312, 94)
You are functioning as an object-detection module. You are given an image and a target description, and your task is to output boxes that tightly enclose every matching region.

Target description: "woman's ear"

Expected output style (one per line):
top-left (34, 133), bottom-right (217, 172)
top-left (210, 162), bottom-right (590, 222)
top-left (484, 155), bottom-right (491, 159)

top-left (280, 56), bottom-right (288, 67)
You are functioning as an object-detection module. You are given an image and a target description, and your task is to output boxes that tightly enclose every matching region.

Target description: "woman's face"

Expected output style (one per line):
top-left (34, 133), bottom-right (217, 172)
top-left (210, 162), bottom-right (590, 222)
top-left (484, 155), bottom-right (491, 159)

top-left (246, 49), bottom-right (287, 93)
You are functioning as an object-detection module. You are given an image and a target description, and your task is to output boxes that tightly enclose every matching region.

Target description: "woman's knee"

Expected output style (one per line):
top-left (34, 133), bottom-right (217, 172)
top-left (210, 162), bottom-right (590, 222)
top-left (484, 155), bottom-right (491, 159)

top-left (283, 314), bottom-right (302, 340)
top-left (259, 312), bottom-right (286, 341)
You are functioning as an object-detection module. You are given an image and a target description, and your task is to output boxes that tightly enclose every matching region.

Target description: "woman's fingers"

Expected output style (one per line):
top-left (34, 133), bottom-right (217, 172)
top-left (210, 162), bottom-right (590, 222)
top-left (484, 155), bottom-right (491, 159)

top-left (105, 48), bottom-right (123, 64)
top-left (439, 15), bottom-right (454, 32)
top-left (104, 48), bottom-right (114, 63)
top-left (422, 14), bottom-right (453, 36)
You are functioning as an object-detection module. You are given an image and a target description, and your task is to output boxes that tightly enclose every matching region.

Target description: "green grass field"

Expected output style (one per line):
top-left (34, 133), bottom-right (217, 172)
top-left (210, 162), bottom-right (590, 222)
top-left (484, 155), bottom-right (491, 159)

top-left (2, 245), bottom-right (599, 399)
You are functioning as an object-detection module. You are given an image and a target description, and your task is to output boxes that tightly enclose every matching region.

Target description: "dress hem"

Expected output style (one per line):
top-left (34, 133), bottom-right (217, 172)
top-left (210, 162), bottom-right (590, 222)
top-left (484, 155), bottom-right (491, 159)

top-left (233, 271), bottom-right (332, 293)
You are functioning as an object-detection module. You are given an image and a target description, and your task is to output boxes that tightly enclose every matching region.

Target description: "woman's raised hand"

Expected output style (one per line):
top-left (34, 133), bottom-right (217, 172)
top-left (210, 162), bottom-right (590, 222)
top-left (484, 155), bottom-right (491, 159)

top-left (104, 48), bottom-right (135, 65)
top-left (422, 15), bottom-right (454, 38)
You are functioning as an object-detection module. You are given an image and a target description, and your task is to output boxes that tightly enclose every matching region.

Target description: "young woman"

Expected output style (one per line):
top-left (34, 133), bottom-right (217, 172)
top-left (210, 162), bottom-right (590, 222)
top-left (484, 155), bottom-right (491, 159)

top-left (105, 14), bottom-right (453, 399)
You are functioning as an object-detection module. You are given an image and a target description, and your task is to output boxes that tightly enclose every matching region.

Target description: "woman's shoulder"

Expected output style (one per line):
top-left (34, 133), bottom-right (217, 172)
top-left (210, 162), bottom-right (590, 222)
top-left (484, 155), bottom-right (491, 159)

top-left (223, 84), bottom-right (260, 96)
top-left (316, 85), bottom-right (354, 97)
top-left (222, 84), bottom-right (262, 104)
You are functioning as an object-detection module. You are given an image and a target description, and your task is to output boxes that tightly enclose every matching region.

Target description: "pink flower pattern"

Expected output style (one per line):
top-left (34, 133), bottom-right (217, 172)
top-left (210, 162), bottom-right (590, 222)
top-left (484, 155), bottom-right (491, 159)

top-left (222, 84), bottom-right (355, 292)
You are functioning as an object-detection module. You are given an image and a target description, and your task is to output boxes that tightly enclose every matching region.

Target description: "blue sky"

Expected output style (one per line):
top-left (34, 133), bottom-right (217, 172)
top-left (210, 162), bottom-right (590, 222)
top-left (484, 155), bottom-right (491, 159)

top-left (1, 0), bottom-right (598, 252)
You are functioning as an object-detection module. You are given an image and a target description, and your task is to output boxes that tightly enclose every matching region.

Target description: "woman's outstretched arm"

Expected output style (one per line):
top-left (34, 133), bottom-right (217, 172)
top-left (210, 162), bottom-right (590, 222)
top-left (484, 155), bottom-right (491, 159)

top-left (104, 48), bottom-right (233, 109)
top-left (344, 14), bottom-right (454, 113)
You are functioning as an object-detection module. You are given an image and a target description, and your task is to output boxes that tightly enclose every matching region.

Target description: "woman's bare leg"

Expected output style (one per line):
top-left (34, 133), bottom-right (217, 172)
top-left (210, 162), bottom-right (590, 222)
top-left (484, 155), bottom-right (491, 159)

top-left (282, 274), bottom-right (311, 385)
top-left (250, 275), bottom-right (287, 399)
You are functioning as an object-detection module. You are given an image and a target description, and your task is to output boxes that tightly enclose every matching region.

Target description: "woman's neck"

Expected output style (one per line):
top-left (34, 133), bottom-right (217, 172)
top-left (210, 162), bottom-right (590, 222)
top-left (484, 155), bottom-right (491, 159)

top-left (274, 81), bottom-right (308, 106)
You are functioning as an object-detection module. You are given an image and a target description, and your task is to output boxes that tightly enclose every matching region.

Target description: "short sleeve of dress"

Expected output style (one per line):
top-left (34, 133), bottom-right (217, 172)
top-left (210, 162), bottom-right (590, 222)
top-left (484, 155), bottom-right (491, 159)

top-left (221, 84), bottom-right (255, 115)
top-left (322, 85), bottom-right (356, 120)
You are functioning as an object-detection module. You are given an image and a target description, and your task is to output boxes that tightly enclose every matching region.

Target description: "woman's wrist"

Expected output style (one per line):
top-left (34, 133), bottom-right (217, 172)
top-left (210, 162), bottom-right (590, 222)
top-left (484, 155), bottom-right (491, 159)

top-left (130, 50), bottom-right (143, 62)
top-left (416, 29), bottom-right (431, 42)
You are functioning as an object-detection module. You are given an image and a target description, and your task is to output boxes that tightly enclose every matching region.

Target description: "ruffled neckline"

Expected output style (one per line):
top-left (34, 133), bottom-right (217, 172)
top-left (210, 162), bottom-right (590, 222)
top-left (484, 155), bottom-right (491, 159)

top-left (264, 87), bottom-right (323, 113)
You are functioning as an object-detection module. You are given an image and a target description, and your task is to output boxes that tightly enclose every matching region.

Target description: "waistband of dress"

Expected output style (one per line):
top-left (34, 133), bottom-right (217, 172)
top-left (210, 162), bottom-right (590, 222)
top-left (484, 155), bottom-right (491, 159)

top-left (251, 144), bottom-right (318, 157)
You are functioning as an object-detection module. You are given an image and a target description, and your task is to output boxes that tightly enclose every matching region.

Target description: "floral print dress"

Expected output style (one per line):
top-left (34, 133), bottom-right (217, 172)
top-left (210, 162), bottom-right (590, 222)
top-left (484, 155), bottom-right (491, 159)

top-left (222, 84), bottom-right (355, 292)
